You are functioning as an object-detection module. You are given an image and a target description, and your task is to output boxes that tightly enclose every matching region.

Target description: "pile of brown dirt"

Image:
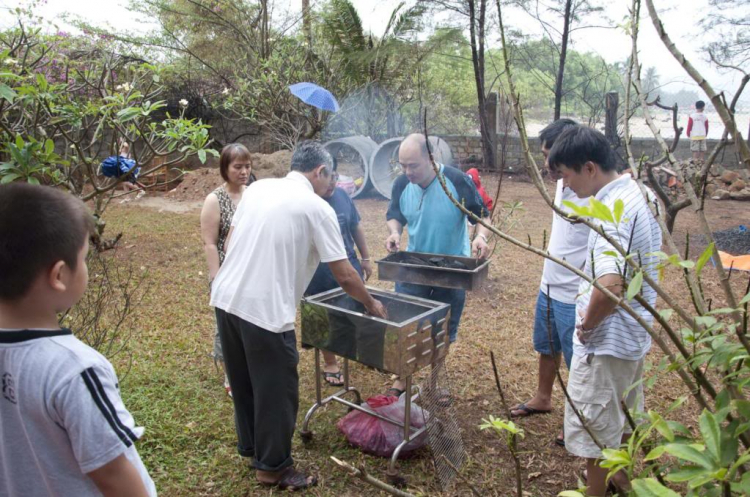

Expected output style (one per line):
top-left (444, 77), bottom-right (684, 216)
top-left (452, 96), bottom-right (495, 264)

top-left (165, 150), bottom-right (293, 202)
top-left (250, 150), bottom-right (293, 179)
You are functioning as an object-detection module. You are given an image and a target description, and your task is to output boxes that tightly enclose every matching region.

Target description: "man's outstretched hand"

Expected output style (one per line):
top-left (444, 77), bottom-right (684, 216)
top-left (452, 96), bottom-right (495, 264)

top-left (366, 298), bottom-right (388, 319)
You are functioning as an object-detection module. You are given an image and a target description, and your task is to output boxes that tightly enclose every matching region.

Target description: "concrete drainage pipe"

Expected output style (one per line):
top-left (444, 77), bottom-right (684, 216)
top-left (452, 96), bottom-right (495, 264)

top-left (369, 136), bottom-right (454, 200)
top-left (323, 136), bottom-right (378, 198)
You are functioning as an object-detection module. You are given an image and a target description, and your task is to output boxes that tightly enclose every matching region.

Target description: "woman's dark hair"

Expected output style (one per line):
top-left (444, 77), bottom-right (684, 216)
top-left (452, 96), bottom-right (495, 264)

top-left (0, 183), bottom-right (95, 301)
top-left (539, 118), bottom-right (578, 150)
top-left (219, 143), bottom-right (252, 182)
top-left (547, 126), bottom-right (616, 173)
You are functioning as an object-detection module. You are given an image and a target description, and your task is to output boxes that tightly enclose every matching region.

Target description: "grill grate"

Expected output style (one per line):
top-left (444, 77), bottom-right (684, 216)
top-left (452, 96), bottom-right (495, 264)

top-left (418, 359), bottom-right (465, 491)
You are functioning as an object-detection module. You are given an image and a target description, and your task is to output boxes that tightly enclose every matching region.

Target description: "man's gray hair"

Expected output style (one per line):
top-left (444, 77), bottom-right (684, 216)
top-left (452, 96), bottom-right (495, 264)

top-left (290, 141), bottom-right (333, 173)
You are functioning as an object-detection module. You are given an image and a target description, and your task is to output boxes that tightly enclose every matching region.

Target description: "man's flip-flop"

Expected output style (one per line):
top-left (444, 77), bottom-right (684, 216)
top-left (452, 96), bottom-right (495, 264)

top-left (260, 467), bottom-right (318, 491)
top-left (510, 403), bottom-right (552, 418)
top-left (555, 434), bottom-right (565, 447)
top-left (322, 371), bottom-right (345, 387)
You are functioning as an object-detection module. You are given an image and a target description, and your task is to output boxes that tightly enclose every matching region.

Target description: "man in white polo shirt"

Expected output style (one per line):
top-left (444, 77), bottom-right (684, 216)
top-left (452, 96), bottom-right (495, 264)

top-left (510, 120), bottom-right (590, 451)
top-left (210, 141), bottom-right (387, 491)
top-left (548, 126), bottom-right (661, 496)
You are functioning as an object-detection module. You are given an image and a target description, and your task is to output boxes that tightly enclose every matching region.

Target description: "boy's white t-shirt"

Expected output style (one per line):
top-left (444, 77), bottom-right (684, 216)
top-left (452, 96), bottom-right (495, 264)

top-left (0, 329), bottom-right (156, 497)
top-left (539, 180), bottom-right (590, 304)
top-left (689, 111), bottom-right (708, 140)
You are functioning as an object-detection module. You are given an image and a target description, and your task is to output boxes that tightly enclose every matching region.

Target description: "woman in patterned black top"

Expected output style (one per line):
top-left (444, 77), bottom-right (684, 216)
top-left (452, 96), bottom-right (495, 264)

top-left (200, 144), bottom-right (253, 396)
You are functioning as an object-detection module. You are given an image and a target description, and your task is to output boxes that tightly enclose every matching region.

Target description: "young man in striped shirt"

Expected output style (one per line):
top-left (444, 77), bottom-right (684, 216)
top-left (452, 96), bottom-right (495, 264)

top-left (0, 184), bottom-right (155, 496)
top-left (547, 127), bottom-right (662, 496)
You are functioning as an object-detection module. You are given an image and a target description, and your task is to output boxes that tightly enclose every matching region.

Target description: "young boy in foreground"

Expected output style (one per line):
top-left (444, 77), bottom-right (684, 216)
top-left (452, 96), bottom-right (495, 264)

top-left (547, 127), bottom-right (662, 496)
top-left (0, 183), bottom-right (155, 497)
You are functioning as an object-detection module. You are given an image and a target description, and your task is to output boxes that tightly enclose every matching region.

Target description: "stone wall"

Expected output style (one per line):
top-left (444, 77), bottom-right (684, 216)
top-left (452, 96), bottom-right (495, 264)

top-left (438, 134), bottom-right (748, 172)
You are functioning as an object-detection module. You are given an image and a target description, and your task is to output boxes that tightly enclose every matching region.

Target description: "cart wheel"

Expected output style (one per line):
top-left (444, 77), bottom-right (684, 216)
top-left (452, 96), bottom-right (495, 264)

top-left (300, 430), bottom-right (314, 443)
top-left (386, 471), bottom-right (407, 488)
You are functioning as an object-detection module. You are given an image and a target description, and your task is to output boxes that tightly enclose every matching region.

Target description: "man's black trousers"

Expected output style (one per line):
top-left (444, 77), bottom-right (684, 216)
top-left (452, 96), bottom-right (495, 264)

top-left (215, 308), bottom-right (299, 472)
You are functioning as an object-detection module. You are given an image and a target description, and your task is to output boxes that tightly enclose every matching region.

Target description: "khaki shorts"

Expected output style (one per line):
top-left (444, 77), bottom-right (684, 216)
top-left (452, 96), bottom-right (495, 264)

top-left (690, 139), bottom-right (707, 152)
top-left (564, 353), bottom-right (644, 459)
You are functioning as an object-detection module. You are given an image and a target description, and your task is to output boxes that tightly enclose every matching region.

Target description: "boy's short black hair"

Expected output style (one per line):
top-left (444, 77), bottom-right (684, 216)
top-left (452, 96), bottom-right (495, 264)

top-left (539, 118), bottom-right (578, 150)
top-left (547, 126), bottom-right (617, 173)
top-left (696, 100), bottom-right (705, 110)
top-left (0, 183), bottom-right (95, 301)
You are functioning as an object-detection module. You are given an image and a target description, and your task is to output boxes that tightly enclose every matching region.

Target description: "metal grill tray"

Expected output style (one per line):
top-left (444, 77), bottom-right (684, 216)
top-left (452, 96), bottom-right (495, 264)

top-left (301, 287), bottom-right (451, 377)
top-left (376, 251), bottom-right (490, 291)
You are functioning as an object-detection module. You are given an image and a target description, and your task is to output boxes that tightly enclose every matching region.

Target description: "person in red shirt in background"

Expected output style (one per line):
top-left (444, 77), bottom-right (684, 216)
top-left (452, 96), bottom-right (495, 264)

top-left (687, 100), bottom-right (709, 162)
top-left (466, 168), bottom-right (494, 211)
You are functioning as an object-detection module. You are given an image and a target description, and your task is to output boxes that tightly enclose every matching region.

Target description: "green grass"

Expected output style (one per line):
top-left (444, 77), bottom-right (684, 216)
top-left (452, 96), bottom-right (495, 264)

top-left (103, 206), bottom-right (442, 496)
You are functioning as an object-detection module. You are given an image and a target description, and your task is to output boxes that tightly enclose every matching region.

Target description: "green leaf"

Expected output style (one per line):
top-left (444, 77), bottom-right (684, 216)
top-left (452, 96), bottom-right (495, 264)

top-left (631, 478), bottom-right (681, 497)
top-left (695, 242), bottom-right (715, 276)
top-left (562, 200), bottom-right (590, 218)
top-left (740, 292), bottom-right (750, 306)
top-left (0, 82), bottom-right (16, 103)
top-left (627, 271), bottom-right (643, 300)
top-left (613, 199), bottom-right (624, 224)
top-left (558, 492), bottom-right (585, 497)
top-left (659, 309), bottom-right (674, 322)
top-left (0, 173), bottom-right (21, 183)
top-left (664, 465), bottom-right (711, 483)
top-left (27, 176), bottom-right (39, 185)
top-left (664, 443), bottom-right (715, 470)
top-left (699, 410), bottom-right (721, 461)
top-left (198, 149), bottom-right (207, 164)
top-left (644, 445), bottom-right (666, 461)
top-left (590, 198), bottom-right (615, 223)
top-left (44, 139), bottom-right (54, 155)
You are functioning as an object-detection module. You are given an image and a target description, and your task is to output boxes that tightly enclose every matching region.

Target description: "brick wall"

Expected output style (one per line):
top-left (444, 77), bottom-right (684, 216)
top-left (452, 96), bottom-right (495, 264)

top-left (439, 134), bottom-right (747, 172)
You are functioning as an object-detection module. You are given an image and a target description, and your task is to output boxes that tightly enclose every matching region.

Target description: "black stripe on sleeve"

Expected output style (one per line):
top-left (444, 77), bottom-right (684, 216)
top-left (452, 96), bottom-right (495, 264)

top-left (386, 175), bottom-right (408, 225)
top-left (87, 368), bottom-right (138, 443)
top-left (81, 368), bottom-right (133, 447)
top-left (442, 165), bottom-right (489, 219)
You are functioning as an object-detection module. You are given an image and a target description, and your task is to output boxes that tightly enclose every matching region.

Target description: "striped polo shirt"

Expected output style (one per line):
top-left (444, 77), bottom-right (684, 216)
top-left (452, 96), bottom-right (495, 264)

top-left (574, 175), bottom-right (663, 361)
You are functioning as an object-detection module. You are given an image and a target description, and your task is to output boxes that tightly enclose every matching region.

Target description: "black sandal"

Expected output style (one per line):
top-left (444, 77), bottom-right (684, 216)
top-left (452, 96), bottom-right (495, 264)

top-left (260, 467), bottom-right (318, 491)
top-left (322, 371), bottom-right (345, 387)
top-left (509, 402), bottom-right (552, 418)
top-left (386, 387), bottom-right (405, 397)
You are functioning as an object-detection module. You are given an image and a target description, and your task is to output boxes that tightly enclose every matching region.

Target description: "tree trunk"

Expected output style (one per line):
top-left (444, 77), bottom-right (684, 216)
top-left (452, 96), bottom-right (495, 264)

top-left (301, 0), bottom-right (312, 47)
top-left (553, 0), bottom-right (573, 121)
top-left (469, 0), bottom-right (495, 169)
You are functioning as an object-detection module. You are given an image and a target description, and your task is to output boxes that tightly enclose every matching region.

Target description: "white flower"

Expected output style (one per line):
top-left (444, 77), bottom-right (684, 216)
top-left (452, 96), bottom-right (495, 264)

top-left (179, 99), bottom-right (188, 107)
top-left (70, 144), bottom-right (76, 149)
top-left (115, 82), bottom-right (132, 92)
top-left (222, 87), bottom-right (230, 95)
top-left (4, 58), bottom-right (18, 66)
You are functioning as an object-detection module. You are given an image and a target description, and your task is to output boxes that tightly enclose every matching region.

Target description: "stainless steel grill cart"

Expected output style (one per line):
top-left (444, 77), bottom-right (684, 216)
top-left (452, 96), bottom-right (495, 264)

top-left (300, 286), bottom-right (451, 484)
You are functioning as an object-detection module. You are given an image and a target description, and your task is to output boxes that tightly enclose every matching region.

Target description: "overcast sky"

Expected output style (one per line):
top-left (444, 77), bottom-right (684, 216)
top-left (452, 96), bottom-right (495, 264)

top-left (1, 0), bottom-right (745, 100)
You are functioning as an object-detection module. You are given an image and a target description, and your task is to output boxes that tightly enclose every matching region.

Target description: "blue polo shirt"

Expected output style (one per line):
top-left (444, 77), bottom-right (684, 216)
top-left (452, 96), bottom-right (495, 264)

top-left (386, 164), bottom-right (488, 257)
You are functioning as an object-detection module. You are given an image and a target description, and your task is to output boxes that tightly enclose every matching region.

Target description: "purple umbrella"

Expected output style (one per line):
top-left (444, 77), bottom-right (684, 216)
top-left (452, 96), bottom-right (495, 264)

top-left (289, 82), bottom-right (340, 112)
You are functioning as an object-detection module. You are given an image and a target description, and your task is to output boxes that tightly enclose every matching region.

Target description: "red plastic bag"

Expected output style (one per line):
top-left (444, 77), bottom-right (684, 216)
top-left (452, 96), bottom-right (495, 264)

top-left (337, 394), bottom-right (428, 458)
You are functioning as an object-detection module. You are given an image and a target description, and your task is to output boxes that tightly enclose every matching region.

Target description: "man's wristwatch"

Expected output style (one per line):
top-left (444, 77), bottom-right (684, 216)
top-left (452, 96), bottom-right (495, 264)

top-left (477, 233), bottom-right (489, 243)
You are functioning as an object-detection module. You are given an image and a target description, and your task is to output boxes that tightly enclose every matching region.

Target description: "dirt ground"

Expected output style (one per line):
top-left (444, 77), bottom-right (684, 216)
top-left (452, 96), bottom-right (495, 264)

top-left (113, 172), bottom-right (750, 496)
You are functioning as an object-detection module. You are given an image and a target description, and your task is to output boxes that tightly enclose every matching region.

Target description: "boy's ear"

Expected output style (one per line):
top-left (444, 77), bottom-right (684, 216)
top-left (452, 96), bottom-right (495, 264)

top-left (48, 260), bottom-right (68, 293)
top-left (584, 161), bottom-right (597, 176)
